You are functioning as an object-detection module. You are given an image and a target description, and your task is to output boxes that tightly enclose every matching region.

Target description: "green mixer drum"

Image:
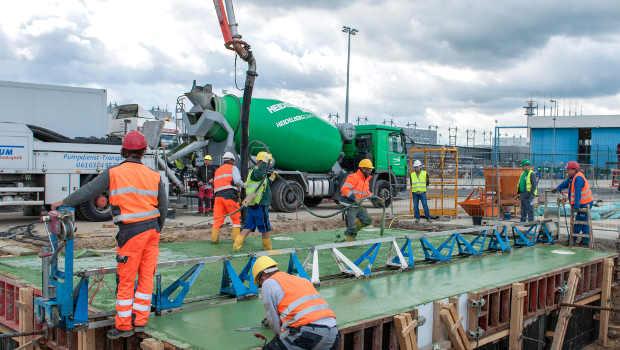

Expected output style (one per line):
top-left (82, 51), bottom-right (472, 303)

top-left (211, 95), bottom-right (342, 173)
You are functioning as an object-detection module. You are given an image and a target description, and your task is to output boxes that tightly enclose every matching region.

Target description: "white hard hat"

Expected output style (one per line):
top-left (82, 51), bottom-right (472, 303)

top-left (222, 152), bottom-right (235, 161)
top-left (413, 160), bottom-right (422, 167)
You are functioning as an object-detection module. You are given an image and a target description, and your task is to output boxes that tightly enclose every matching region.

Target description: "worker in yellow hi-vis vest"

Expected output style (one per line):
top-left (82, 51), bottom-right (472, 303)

top-left (516, 159), bottom-right (537, 223)
top-left (411, 160), bottom-right (431, 223)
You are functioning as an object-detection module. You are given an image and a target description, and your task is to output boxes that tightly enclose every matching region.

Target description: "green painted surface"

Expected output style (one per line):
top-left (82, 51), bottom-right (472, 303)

top-left (0, 228), bottom-right (426, 310)
top-left (145, 246), bottom-right (613, 350)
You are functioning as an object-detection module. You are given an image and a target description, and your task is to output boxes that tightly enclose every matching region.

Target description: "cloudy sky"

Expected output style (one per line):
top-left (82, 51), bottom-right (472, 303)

top-left (1, 0), bottom-right (620, 144)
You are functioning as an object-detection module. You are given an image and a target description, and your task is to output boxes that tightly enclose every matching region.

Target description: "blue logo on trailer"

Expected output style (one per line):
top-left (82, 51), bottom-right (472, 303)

top-left (0, 145), bottom-right (24, 155)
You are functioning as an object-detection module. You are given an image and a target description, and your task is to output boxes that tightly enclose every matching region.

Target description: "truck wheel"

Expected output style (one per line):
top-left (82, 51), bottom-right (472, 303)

top-left (303, 197), bottom-right (323, 208)
top-left (373, 179), bottom-right (392, 208)
top-left (77, 175), bottom-right (112, 222)
top-left (272, 179), bottom-right (304, 212)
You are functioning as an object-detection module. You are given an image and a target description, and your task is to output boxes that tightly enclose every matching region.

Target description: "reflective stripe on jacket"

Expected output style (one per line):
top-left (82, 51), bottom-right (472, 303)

top-left (214, 163), bottom-right (237, 194)
top-left (270, 272), bottom-right (336, 333)
top-left (410, 170), bottom-right (427, 193)
top-left (109, 162), bottom-right (160, 224)
top-left (340, 170), bottom-right (372, 199)
top-left (570, 172), bottom-right (593, 205)
top-left (517, 169), bottom-right (538, 196)
top-left (245, 167), bottom-right (267, 206)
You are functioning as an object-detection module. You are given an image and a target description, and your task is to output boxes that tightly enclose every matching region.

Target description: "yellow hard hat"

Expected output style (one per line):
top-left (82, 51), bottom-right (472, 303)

top-left (256, 152), bottom-right (269, 162)
top-left (358, 159), bottom-right (374, 169)
top-left (204, 155), bottom-right (212, 161)
top-left (252, 256), bottom-right (278, 285)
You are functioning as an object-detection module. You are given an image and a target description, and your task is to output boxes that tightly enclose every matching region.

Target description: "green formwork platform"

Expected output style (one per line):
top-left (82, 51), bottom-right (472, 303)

top-left (145, 246), bottom-right (613, 350)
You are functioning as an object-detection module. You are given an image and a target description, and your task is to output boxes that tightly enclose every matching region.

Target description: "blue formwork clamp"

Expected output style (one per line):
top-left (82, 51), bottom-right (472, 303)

top-left (220, 257), bottom-right (258, 297)
top-left (488, 227), bottom-right (511, 251)
top-left (392, 238), bottom-right (415, 267)
top-left (513, 224), bottom-right (538, 247)
top-left (154, 263), bottom-right (204, 312)
top-left (421, 235), bottom-right (456, 262)
top-left (536, 223), bottom-right (554, 244)
top-left (455, 231), bottom-right (487, 256)
top-left (287, 252), bottom-right (310, 281)
top-left (351, 243), bottom-right (381, 275)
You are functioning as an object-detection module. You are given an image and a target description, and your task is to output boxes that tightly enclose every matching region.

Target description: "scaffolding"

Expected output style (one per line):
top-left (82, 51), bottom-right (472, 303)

top-left (409, 147), bottom-right (459, 217)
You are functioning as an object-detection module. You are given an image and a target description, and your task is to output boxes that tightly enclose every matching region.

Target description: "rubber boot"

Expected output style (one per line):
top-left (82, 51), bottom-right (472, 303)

top-left (107, 328), bottom-right (134, 339)
top-left (262, 238), bottom-right (272, 251)
top-left (233, 234), bottom-right (246, 251)
top-left (354, 219), bottom-right (363, 233)
top-left (346, 235), bottom-right (355, 242)
top-left (211, 228), bottom-right (219, 243)
top-left (232, 227), bottom-right (240, 242)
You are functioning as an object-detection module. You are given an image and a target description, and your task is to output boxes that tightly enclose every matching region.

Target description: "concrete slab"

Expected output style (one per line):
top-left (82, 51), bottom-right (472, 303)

top-left (145, 245), bottom-right (613, 350)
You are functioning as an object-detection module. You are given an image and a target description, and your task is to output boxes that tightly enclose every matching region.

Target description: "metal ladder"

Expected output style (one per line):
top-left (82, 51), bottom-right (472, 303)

top-left (568, 207), bottom-right (594, 248)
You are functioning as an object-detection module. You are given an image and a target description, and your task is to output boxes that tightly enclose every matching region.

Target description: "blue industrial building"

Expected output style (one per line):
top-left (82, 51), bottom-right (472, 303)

top-left (528, 115), bottom-right (619, 169)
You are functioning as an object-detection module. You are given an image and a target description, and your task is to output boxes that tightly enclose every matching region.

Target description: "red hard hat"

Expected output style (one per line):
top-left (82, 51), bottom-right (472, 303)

top-left (122, 131), bottom-right (147, 150)
top-left (566, 161), bottom-right (579, 170)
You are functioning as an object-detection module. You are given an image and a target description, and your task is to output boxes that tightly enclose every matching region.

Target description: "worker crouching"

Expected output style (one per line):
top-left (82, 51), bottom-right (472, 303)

top-left (253, 256), bottom-right (340, 350)
top-left (340, 159), bottom-right (381, 241)
top-left (212, 152), bottom-right (244, 243)
top-left (52, 131), bottom-right (167, 339)
top-left (234, 152), bottom-right (277, 251)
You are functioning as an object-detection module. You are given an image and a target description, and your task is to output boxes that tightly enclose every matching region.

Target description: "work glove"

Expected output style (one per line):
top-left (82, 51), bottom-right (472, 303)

top-left (261, 318), bottom-right (270, 328)
top-left (551, 188), bottom-right (558, 194)
top-left (269, 171), bottom-right (277, 181)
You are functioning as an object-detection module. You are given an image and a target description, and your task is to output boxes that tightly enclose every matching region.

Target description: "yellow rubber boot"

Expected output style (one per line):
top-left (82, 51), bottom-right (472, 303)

top-left (233, 234), bottom-right (246, 251)
top-left (211, 228), bottom-right (220, 243)
top-left (232, 227), bottom-right (240, 241)
top-left (262, 238), bottom-right (272, 251)
top-left (346, 235), bottom-right (355, 242)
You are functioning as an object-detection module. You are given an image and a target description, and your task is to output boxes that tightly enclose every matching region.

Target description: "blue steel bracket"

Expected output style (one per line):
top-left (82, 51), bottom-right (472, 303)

top-left (421, 235), bottom-right (456, 262)
top-left (350, 243), bottom-right (381, 275)
top-left (154, 263), bottom-right (204, 312)
top-left (536, 223), bottom-right (554, 244)
top-left (287, 252), bottom-right (310, 281)
top-left (220, 257), bottom-right (258, 297)
top-left (513, 224), bottom-right (538, 247)
top-left (488, 227), bottom-right (511, 251)
top-left (455, 231), bottom-right (487, 256)
top-left (391, 238), bottom-right (415, 267)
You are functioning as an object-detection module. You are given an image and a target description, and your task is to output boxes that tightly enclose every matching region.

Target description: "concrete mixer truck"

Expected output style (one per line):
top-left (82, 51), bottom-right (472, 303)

top-left (176, 81), bottom-right (408, 212)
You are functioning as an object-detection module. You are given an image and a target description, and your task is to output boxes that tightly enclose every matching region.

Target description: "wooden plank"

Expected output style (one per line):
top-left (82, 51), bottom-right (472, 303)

top-left (444, 303), bottom-right (472, 350)
top-left (576, 293), bottom-right (600, 305)
top-left (18, 287), bottom-right (33, 350)
top-left (550, 268), bottom-right (581, 350)
top-left (140, 338), bottom-right (165, 350)
top-left (599, 258), bottom-right (614, 346)
top-left (394, 315), bottom-right (413, 350)
top-left (509, 283), bottom-right (526, 350)
top-left (475, 329), bottom-right (509, 348)
top-left (353, 329), bottom-right (364, 350)
top-left (440, 309), bottom-right (466, 350)
top-left (77, 329), bottom-right (95, 350)
top-left (403, 313), bottom-right (419, 350)
top-left (371, 323), bottom-right (383, 350)
top-left (433, 301), bottom-right (445, 343)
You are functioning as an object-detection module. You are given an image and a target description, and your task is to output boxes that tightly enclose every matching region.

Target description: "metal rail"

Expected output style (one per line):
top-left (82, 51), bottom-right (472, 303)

top-left (76, 226), bottom-right (498, 278)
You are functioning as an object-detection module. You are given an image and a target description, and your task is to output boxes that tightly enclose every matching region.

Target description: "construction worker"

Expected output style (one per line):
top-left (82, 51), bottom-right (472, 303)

top-left (234, 152), bottom-right (277, 251)
top-left (411, 160), bottom-right (431, 223)
top-left (197, 155), bottom-right (213, 214)
top-left (212, 151), bottom-right (244, 243)
top-left (552, 161), bottom-right (594, 245)
top-left (516, 159), bottom-right (537, 223)
top-left (51, 131), bottom-right (167, 339)
top-left (340, 159), bottom-right (379, 241)
top-left (252, 256), bottom-right (340, 350)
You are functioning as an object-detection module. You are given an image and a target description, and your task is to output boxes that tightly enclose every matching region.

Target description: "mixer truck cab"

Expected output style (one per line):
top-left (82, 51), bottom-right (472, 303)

top-left (179, 82), bottom-right (409, 212)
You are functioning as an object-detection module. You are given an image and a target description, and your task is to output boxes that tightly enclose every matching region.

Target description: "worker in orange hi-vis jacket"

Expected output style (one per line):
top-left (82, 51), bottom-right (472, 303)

top-left (211, 152), bottom-right (244, 243)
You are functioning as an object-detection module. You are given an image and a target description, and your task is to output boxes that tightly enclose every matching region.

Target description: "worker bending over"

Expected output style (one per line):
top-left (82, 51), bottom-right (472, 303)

top-left (552, 161), bottom-right (594, 245)
top-left (212, 152), bottom-right (244, 243)
top-left (410, 160), bottom-right (431, 223)
top-left (197, 154), bottom-right (213, 214)
top-left (252, 256), bottom-right (340, 350)
top-left (516, 159), bottom-right (537, 223)
top-left (340, 159), bottom-right (379, 241)
top-left (234, 152), bottom-right (277, 251)
top-left (52, 131), bottom-right (167, 339)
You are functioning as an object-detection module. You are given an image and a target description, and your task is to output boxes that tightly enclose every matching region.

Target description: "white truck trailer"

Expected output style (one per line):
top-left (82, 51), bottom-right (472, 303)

top-left (0, 122), bottom-right (160, 220)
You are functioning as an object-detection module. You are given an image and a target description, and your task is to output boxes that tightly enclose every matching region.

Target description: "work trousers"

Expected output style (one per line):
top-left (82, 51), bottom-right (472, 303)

top-left (572, 202), bottom-right (593, 244)
top-left (213, 197), bottom-right (241, 231)
top-left (115, 228), bottom-right (159, 331)
top-left (412, 192), bottom-right (430, 220)
top-left (519, 192), bottom-right (534, 222)
top-left (264, 325), bottom-right (341, 350)
top-left (345, 206), bottom-right (371, 237)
